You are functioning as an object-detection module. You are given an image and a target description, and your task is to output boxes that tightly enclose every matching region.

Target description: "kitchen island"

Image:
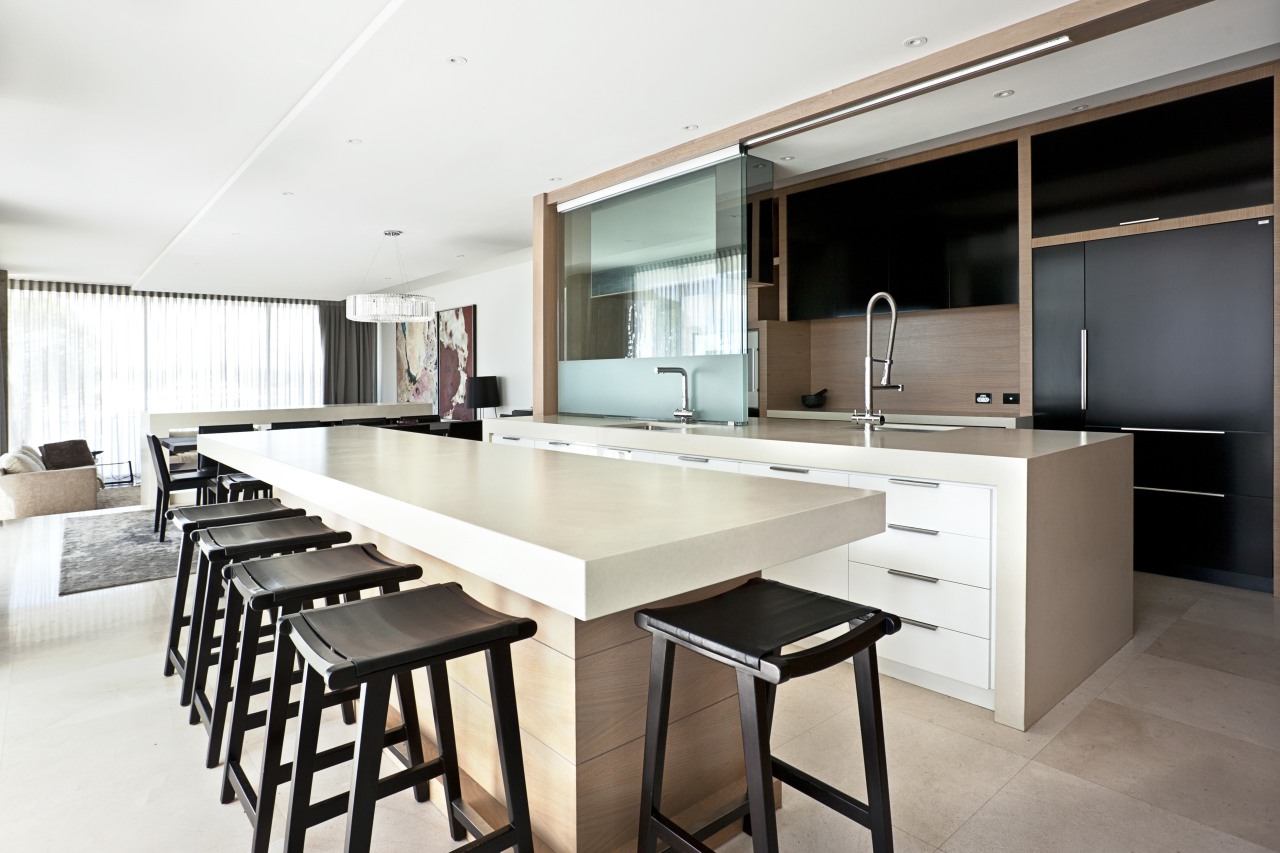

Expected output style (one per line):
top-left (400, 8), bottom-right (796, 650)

top-left (483, 416), bottom-right (1134, 735)
top-left (198, 426), bottom-right (886, 853)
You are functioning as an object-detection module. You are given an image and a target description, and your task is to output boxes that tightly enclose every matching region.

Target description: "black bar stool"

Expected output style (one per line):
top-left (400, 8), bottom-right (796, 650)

top-left (218, 544), bottom-right (425, 835)
top-left (254, 583), bottom-right (537, 853)
top-left (634, 578), bottom-right (901, 853)
top-left (217, 472), bottom-right (273, 502)
top-left (162, 498), bottom-right (305, 683)
top-left (186, 515), bottom-right (353, 767)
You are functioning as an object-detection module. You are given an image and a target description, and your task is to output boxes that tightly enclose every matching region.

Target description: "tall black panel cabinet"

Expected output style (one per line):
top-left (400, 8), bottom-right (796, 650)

top-left (1033, 219), bottom-right (1274, 591)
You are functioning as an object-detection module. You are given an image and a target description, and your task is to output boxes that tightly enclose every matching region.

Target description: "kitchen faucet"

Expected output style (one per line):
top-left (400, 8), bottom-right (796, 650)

top-left (654, 367), bottom-right (694, 423)
top-left (851, 291), bottom-right (904, 431)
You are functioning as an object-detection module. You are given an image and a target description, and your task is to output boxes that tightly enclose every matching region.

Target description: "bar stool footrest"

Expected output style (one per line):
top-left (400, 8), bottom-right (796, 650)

top-left (773, 756), bottom-right (873, 827)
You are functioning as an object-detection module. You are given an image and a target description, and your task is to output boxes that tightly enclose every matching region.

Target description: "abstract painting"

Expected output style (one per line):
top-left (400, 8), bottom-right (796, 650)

top-left (437, 305), bottom-right (475, 420)
top-left (395, 320), bottom-right (437, 404)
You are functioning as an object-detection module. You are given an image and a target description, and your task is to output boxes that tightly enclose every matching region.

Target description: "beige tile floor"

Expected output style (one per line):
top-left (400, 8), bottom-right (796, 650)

top-left (1, 511), bottom-right (1278, 851)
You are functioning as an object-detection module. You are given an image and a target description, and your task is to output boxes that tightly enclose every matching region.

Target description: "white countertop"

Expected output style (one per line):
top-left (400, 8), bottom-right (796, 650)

top-left (199, 427), bottom-right (886, 621)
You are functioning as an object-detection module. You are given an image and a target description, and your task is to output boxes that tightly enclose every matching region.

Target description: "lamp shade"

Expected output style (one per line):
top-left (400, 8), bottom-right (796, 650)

top-left (465, 376), bottom-right (501, 410)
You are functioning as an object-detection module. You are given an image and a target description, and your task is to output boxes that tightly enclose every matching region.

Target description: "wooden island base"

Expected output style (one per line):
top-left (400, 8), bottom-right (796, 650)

top-left (297, 495), bottom-right (759, 853)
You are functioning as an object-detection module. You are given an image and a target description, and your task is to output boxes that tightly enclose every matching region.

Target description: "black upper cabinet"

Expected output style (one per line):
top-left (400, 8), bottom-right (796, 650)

top-left (1032, 79), bottom-right (1274, 237)
top-left (786, 142), bottom-right (1018, 321)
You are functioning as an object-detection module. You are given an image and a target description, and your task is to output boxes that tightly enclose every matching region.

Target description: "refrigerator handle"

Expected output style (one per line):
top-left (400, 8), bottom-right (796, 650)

top-left (1080, 329), bottom-right (1088, 411)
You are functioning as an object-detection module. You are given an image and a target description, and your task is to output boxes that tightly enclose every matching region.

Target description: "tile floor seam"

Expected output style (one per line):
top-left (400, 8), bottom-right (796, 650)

top-left (932, 752), bottom-right (1031, 852)
top-left (1022, 753), bottom-right (1280, 853)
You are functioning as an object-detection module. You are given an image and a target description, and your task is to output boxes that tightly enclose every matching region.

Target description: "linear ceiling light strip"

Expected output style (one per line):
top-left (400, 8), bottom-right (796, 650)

top-left (743, 35), bottom-right (1072, 148)
top-left (556, 144), bottom-right (744, 213)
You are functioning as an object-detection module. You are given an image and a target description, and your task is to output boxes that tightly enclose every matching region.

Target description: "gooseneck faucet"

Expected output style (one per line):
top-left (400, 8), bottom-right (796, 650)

top-left (655, 367), bottom-right (694, 423)
top-left (851, 291), bottom-right (904, 431)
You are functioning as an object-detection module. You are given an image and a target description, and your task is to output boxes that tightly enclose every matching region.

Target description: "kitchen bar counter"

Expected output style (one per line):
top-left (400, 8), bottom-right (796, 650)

top-left (483, 416), bottom-right (1135, 736)
top-left (198, 426), bottom-right (886, 852)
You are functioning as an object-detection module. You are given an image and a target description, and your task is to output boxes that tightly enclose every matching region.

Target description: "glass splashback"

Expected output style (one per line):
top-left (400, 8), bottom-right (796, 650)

top-left (559, 154), bottom-right (771, 423)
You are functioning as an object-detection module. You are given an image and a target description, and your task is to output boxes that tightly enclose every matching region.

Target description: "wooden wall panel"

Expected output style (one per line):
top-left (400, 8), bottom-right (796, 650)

top-left (758, 320), bottom-right (810, 413)
top-left (808, 305), bottom-right (1021, 416)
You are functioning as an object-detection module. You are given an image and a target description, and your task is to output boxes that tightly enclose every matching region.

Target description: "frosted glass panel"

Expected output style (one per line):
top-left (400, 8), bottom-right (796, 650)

top-left (559, 155), bottom-right (770, 423)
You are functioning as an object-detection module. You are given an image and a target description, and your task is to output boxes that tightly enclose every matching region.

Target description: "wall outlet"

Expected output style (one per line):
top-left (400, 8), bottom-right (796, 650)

top-left (1003, 392), bottom-right (1020, 404)
top-left (975, 392), bottom-right (993, 404)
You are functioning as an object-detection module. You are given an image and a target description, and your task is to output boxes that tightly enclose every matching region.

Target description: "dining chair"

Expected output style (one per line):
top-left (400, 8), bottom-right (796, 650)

top-left (146, 434), bottom-right (217, 542)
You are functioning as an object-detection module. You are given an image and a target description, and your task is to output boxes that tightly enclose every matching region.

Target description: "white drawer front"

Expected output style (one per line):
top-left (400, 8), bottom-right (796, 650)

top-left (878, 620), bottom-right (991, 689)
top-left (847, 527), bottom-right (990, 589)
top-left (492, 435), bottom-right (535, 447)
top-left (849, 561), bottom-right (989, 639)
top-left (630, 450), bottom-right (739, 473)
top-left (738, 461), bottom-right (849, 487)
top-left (535, 440), bottom-right (598, 456)
top-left (846, 473), bottom-right (990, 538)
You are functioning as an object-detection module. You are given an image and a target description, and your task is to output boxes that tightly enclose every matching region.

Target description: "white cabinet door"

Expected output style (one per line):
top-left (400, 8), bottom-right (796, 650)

top-left (738, 461), bottom-right (850, 487)
top-left (491, 434), bottom-right (536, 447)
top-left (849, 561), bottom-right (990, 639)
top-left (630, 450), bottom-right (740, 473)
top-left (535, 439), bottom-right (599, 456)
top-left (846, 473), bottom-right (991, 538)
top-left (877, 620), bottom-right (991, 689)
top-left (597, 447), bottom-right (634, 460)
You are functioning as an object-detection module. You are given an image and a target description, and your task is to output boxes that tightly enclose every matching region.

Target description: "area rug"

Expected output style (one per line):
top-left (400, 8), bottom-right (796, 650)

top-left (97, 485), bottom-right (143, 510)
top-left (58, 509), bottom-right (178, 595)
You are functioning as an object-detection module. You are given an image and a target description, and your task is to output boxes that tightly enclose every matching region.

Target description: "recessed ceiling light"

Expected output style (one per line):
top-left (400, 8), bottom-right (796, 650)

top-left (281, 191), bottom-right (294, 196)
top-left (448, 55), bottom-right (468, 65)
top-left (903, 36), bottom-right (928, 48)
top-left (346, 138), bottom-right (363, 144)
top-left (779, 156), bottom-right (795, 161)
top-left (993, 89), bottom-right (1015, 99)
top-left (682, 124), bottom-right (699, 132)
top-left (231, 232), bottom-right (241, 237)
top-left (549, 177), bottom-right (563, 182)
top-left (456, 254), bottom-right (466, 258)
top-left (1071, 104), bottom-right (1090, 112)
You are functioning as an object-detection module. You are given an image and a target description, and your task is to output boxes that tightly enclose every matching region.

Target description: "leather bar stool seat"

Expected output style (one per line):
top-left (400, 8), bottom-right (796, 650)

top-left (252, 583), bottom-right (537, 853)
top-left (217, 471), bottom-right (273, 503)
top-left (186, 515), bottom-right (352, 767)
top-left (162, 499), bottom-right (305, 685)
top-left (634, 578), bottom-right (901, 853)
top-left (219, 544), bottom-right (424, 836)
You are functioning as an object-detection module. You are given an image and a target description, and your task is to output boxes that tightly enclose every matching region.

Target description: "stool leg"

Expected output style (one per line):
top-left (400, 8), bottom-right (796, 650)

top-left (189, 557), bottom-right (226, 726)
top-left (284, 663), bottom-right (327, 853)
top-left (180, 551), bottom-right (213, 708)
top-left (344, 674), bottom-right (393, 853)
top-left (853, 645), bottom-right (893, 853)
top-left (221, 602), bottom-right (265, 803)
top-left (737, 670), bottom-right (779, 853)
top-left (250, 622), bottom-right (298, 853)
top-left (426, 663), bottom-right (464, 838)
top-left (487, 644), bottom-right (534, 853)
top-left (153, 488), bottom-right (163, 532)
top-left (395, 667), bottom-right (430, 804)
top-left (637, 637), bottom-right (675, 853)
top-left (158, 489), bottom-right (171, 541)
top-left (163, 532), bottom-right (195, 677)
top-left (206, 578), bottom-right (245, 767)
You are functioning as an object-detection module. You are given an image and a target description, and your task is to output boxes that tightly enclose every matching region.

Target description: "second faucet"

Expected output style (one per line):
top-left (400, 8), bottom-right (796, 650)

top-left (654, 367), bottom-right (694, 423)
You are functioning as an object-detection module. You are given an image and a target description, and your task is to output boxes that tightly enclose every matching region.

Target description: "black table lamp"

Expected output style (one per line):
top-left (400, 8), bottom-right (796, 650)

top-left (465, 376), bottom-right (502, 419)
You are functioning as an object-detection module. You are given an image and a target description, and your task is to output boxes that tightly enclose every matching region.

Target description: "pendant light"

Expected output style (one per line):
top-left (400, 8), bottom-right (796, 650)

top-left (345, 229), bottom-right (435, 323)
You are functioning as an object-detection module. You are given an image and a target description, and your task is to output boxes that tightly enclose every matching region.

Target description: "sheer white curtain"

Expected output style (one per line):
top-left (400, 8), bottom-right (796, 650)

top-left (6, 283), bottom-right (322, 472)
top-left (627, 250), bottom-right (746, 358)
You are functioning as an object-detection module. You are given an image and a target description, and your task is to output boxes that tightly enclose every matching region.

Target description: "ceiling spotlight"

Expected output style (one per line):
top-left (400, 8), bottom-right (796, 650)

top-left (682, 124), bottom-right (699, 131)
top-left (549, 177), bottom-right (563, 182)
top-left (993, 89), bottom-right (1015, 99)
top-left (456, 254), bottom-right (466, 258)
top-left (448, 55), bottom-right (468, 65)
top-left (281, 191), bottom-right (294, 196)
top-left (779, 156), bottom-right (795, 161)
top-left (231, 232), bottom-right (242, 237)
top-left (903, 36), bottom-right (928, 48)
top-left (347, 138), bottom-right (363, 144)
top-left (1071, 104), bottom-right (1090, 112)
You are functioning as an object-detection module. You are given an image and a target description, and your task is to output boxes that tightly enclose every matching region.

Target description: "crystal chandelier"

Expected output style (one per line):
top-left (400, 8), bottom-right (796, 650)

top-left (345, 230), bottom-right (435, 323)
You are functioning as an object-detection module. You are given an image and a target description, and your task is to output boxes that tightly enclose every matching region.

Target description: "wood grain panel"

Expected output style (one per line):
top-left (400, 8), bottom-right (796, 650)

top-left (808, 305), bottom-right (1020, 416)
top-left (1018, 136), bottom-right (1034, 417)
top-left (758, 320), bottom-right (811, 413)
top-left (543, 0), bottom-right (1207, 207)
top-left (532, 193), bottom-right (559, 416)
top-left (1030, 205), bottom-right (1275, 247)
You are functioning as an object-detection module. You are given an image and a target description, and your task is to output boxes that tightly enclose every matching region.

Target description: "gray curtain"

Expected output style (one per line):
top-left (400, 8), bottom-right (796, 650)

top-left (319, 301), bottom-right (376, 403)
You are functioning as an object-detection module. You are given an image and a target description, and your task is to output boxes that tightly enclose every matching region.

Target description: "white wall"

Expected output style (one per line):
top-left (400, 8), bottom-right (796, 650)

top-left (377, 248), bottom-right (533, 413)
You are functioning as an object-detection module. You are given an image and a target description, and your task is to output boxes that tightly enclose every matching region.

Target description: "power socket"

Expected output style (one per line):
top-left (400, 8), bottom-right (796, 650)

top-left (1003, 393), bottom-right (1020, 404)
top-left (975, 392), bottom-right (992, 404)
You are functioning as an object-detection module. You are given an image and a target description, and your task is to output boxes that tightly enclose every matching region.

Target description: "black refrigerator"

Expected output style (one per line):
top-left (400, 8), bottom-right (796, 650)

top-left (1033, 218), bottom-right (1274, 592)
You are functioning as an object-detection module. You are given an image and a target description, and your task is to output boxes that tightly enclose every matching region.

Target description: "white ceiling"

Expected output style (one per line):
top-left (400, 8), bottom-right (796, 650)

top-left (0, 0), bottom-right (1275, 299)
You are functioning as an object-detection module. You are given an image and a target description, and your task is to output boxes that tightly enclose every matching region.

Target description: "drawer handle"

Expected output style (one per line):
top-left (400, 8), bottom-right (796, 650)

top-left (887, 569), bottom-right (939, 584)
top-left (501, 436), bottom-right (521, 441)
top-left (887, 523), bottom-right (939, 536)
top-left (547, 441), bottom-right (570, 446)
top-left (769, 465), bottom-right (810, 475)
top-left (678, 456), bottom-right (710, 463)
top-left (1134, 486), bottom-right (1226, 498)
top-left (889, 478), bottom-right (939, 488)
top-left (901, 617), bottom-right (939, 631)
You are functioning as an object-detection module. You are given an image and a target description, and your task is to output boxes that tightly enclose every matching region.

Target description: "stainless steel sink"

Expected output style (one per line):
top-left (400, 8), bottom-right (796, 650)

top-left (872, 424), bottom-right (962, 433)
top-left (604, 422), bottom-right (701, 432)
